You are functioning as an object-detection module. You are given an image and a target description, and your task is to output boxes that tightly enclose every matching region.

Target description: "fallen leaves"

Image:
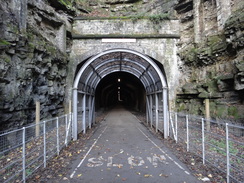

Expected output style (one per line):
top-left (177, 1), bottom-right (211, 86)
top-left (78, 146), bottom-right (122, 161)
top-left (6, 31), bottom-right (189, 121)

top-left (159, 173), bottom-right (168, 177)
top-left (35, 175), bottom-right (41, 179)
top-left (117, 164), bottom-right (123, 169)
top-left (201, 177), bottom-right (211, 182)
top-left (144, 174), bottom-right (152, 178)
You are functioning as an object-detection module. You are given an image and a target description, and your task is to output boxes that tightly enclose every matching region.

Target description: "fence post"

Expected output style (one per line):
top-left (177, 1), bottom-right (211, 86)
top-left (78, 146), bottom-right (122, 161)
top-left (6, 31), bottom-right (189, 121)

top-left (69, 100), bottom-right (72, 114)
top-left (186, 115), bottom-right (189, 152)
top-left (22, 127), bottom-right (26, 183)
top-left (175, 112), bottom-right (178, 143)
top-left (155, 93), bottom-right (159, 132)
top-left (43, 121), bottom-right (46, 168)
top-left (65, 114), bottom-right (68, 147)
top-left (169, 112), bottom-right (177, 141)
top-left (205, 99), bottom-right (210, 131)
top-left (226, 123), bottom-right (230, 183)
top-left (56, 117), bottom-right (60, 155)
top-left (82, 94), bottom-right (86, 134)
top-left (202, 118), bottom-right (205, 164)
top-left (35, 101), bottom-right (40, 137)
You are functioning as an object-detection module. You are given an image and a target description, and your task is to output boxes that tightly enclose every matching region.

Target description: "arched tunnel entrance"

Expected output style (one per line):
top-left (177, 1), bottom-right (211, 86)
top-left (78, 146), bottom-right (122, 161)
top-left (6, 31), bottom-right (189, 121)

top-left (72, 49), bottom-right (169, 140)
top-left (95, 72), bottom-right (146, 112)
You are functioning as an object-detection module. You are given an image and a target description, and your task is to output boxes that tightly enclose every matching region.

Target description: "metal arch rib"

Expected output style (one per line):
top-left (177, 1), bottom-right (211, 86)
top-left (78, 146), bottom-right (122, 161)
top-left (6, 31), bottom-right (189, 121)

top-left (73, 48), bottom-right (169, 140)
top-left (74, 48), bottom-right (167, 90)
top-left (80, 58), bottom-right (155, 92)
top-left (78, 59), bottom-right (158, 93)
top-left (95, 69), bottom-right (151, 92)
top-left (90, 56), bottom-right (158, 86)
top-left (96, 62), bottom-right (152, 89)
top-left (91, 67), bottom-right (149, 90)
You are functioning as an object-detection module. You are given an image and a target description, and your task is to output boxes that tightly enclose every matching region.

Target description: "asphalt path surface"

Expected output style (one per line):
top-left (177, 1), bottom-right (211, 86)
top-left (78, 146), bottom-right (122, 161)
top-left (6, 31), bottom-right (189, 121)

top-left (67, 106), bottom-right (200, 183)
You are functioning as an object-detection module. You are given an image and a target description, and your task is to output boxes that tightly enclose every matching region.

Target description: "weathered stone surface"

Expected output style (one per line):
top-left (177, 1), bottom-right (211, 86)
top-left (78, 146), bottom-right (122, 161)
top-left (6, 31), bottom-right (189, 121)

top-left (182, 83), bottom-right (198, 94)
top-left (224, 7), bottom-right (244, 51)
top-left (48, 0), bottom-right (76, 15)
top-left (234, 53), bottom-right (244, 91)
top-left (76, 0), bottom-right (177, 17)
top-left (0, 0), bottom-right (70, 131)
top-left (175, 0), bottom-right (243, 122)
top-left (73, 19), bottom-right (179, 36)
top-left (1, 0), bottom-right (244, 131)
top-left (103, 0), bottom-right (141, 4)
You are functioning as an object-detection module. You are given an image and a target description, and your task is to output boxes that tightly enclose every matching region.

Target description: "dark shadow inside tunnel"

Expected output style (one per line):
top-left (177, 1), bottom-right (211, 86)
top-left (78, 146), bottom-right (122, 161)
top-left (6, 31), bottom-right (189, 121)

top-left (95, 72), bottom-right (146, 112)
top-left (72, 49), bottom-right (169, 139)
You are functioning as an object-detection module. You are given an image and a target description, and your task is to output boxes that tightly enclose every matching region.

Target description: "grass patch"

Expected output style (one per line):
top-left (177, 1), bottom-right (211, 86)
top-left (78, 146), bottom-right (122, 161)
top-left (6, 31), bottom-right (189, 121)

top-left (208, 138), bottom-right (238, 156)
top-left (0, 39), bottom-right (11, 46)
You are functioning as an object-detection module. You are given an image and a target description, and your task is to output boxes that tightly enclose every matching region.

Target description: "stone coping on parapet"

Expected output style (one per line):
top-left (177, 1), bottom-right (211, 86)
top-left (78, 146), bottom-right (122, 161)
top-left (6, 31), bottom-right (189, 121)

top-left (72, 34), bottom-right (180, 39)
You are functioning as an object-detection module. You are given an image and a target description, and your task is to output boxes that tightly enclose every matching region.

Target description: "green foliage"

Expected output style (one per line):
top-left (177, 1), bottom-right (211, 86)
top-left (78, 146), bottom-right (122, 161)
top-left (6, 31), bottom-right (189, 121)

top-left (58, 0), bottom-right (77, 12)
top-left (209, 138), bottom-right (238, 156)
top-left (130, 13), bottom-right (146, 22)
top-left (58, 0), bottom-right (72, 7)
top-left (0, 54), bottom-right (11, 63)
top-left (228, 106), bottom-right (239, 119)
top-left (180, 46), bottom-right (198, 64)
top-left (148, 13), bottom-right (170, 23)
top-left (26, 168), bottom-right (32, 176)
top-left (0, 39), bottom-right (11, 46)
top-left (127, 13), bottom-right (170, 23)
top-left (215, 105), bottom-right (228, 118)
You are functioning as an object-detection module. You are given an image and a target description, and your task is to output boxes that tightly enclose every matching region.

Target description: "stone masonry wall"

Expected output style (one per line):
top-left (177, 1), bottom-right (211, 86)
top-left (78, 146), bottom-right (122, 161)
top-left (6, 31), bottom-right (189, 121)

top-left (70, 18), bottom-right (180, 109)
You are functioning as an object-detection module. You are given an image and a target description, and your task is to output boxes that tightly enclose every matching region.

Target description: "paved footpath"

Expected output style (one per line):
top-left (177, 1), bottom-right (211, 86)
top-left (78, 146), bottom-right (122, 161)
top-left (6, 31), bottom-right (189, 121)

top-left (67, 107), bottom-right (200, 183)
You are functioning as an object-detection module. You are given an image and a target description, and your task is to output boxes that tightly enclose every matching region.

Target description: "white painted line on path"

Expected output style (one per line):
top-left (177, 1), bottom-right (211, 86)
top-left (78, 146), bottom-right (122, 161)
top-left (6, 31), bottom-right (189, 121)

top-left (137, 127), bottom-right (190, 175)
top-left (70, 126), bottom-right (108, 178)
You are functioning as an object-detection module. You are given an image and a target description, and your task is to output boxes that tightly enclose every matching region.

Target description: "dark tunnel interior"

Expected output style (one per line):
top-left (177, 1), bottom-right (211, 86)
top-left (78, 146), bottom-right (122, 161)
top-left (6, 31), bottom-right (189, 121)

top-left (95, 72), bottom-right (146, 112)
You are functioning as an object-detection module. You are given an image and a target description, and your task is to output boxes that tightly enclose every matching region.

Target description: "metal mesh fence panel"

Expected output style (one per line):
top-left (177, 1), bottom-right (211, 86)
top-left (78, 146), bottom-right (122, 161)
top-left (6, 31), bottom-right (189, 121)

top-left (169, 112), bottom-right (244, 183)
top-left (158, 105), bottom-right (164, 133)
top-left (188, 115), bottom-right (202, 156)
top-left (227, 123), bottom-right (244, 183)
top-left (0, 113), bottom-right (73, 183)
top-left (177, 113), bottom-right (187, 148)
top-left (0, 128), bottom-right (23, 183)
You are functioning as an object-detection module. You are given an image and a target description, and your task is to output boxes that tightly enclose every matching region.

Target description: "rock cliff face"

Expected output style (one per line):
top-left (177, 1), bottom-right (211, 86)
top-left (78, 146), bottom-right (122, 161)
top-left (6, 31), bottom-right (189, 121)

top-left (0, 0), bottom-right (178, 131)
top-left (0, 0), bottom-right (243, 131)
top-left (75, 0), bottom-right (176, 17)
top-left (0, 0), bottom-right (72, 131)
top-left (175, 0), bottom-right (244, 123)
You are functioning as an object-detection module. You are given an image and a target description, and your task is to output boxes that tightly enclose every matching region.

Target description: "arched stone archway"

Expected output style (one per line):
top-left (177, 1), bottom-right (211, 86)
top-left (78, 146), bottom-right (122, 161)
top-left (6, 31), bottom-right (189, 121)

top-left (72, 48), bottom-right (169, 140)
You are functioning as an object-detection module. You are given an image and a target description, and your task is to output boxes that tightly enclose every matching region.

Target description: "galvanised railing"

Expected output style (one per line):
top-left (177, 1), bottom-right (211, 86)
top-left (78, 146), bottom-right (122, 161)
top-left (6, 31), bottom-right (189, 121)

top-left (0, 113), bottom-right (72, 183)
top-left (169, 112), bottom-right (244, 183)
top-left (1, 110), bottom-right (243, 183)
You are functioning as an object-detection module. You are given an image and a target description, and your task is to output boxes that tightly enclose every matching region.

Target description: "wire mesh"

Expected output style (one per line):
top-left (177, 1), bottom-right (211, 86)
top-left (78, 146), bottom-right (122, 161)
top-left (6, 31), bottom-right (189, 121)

top-left (0, 113), bottom-right (72, 183)
top-left (227, 123), bottom-right (244, 183)
top-left (169, 112), bottom-right (244, 183)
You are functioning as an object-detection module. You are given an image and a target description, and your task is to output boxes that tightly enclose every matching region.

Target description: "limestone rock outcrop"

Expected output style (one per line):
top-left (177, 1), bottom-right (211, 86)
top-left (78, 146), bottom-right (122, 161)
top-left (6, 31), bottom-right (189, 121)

top-left (0, 0), bottom-right (72, 131)
top-left (175, 0), bottom-right (244, 122)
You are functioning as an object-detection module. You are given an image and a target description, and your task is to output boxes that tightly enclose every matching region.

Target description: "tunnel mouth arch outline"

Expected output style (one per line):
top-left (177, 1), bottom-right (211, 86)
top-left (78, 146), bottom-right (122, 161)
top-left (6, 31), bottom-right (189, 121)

top-left (72, 48), bottom-right (169, 139)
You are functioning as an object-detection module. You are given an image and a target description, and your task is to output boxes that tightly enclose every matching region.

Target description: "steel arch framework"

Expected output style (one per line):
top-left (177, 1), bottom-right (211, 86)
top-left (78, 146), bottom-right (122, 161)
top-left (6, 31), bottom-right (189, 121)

top-left (72, 48), bottom-right (169, 139)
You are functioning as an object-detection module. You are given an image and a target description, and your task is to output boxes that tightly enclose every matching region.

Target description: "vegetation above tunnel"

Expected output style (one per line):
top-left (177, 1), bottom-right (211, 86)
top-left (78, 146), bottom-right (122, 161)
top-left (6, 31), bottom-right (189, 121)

top-left (49, 0), bottom-right (176, 19)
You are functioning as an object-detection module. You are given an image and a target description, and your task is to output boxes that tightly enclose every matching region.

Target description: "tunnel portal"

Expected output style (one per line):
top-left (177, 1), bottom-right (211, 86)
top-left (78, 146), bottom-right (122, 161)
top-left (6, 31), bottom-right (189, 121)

top-left (72, 49), bottom-right (169, 140)
top-left (95, 72), bottom-right (146, 112)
